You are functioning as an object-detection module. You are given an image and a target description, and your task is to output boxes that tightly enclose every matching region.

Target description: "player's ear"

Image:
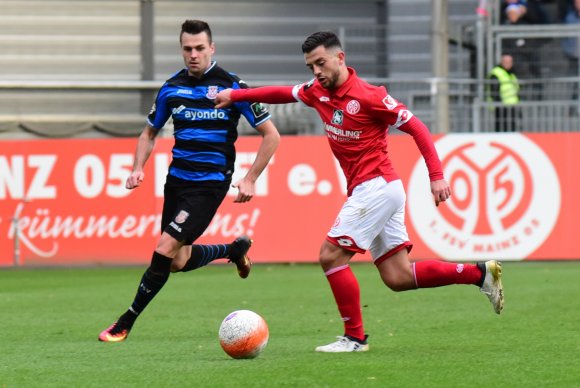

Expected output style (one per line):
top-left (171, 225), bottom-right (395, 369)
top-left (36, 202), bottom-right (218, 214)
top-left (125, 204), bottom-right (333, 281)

top-left (337, 50), bottom-right (345, 65)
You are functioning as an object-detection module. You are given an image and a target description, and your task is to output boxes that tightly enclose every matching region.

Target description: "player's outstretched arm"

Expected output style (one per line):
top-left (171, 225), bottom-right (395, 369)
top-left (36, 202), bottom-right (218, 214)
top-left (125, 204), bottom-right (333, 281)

top-left (126, 124), bottom-right (158, 190)
top-left (232, 120), bottom-right (280, 203)
top-left (215, 86), bottom-right (297, 109)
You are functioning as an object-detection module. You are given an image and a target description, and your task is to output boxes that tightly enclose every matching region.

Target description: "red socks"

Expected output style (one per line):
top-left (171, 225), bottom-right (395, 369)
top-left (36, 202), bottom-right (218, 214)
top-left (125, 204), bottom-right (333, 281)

top-left (325, 265), bottom-right (365, 341)
top-left (324, 261), bottom-right (482, 340)
top-left (413, 260), bottom-right (482, 288)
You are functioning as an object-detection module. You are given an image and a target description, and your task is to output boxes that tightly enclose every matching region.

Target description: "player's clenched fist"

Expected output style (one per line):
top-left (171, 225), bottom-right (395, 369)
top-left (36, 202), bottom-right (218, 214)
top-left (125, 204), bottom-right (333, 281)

top-left (126, 171), bottom-right (144, 190)
top-left (214, 89), bottom-right (233, 109)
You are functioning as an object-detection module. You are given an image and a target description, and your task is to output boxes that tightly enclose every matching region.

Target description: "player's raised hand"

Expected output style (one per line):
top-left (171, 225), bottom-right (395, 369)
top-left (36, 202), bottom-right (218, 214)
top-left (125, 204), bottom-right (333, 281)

top-left (126, 171), bottom-right (145, 190)
top-left (232, 177), bottom-right (255, 203)
top-left (215, 89), bottom-right (233, 109)
top-left (431, 179), bottom-right (451, 207)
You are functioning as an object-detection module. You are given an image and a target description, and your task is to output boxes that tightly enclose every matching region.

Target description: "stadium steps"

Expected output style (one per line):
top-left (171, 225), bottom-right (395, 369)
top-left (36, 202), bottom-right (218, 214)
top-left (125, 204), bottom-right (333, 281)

top-left (386, 0), bottom-right (477, 78)
top-left (0, 114), bottom-right (146, 138)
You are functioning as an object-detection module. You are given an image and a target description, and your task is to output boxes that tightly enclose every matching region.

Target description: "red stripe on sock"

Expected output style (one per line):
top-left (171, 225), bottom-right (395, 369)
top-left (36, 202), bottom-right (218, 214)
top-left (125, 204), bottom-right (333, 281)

top-left (413, 260), bottom-right (482, 288)
top-left (325, 265), bottom-right (365, 341)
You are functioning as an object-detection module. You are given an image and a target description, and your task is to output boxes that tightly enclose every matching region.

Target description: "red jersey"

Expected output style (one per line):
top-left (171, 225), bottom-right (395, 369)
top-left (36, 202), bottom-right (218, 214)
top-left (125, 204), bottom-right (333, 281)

top-left (292, 67), bottom-right (443, 195)
top-left (230, 67), bottom-right (444, 196)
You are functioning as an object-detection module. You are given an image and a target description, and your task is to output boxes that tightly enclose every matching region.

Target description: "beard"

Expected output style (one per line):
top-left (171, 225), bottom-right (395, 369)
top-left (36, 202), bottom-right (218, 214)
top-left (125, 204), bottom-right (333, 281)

top-left (321, 70), bottom-right (340, 90)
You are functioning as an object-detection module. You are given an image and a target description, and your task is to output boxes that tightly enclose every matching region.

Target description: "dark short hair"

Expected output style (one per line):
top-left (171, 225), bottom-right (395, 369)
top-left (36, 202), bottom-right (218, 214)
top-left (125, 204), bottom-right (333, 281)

top-left (180, 19), bottom-right (212, 43)
top-left (301, 31), bottom-right (342, 53)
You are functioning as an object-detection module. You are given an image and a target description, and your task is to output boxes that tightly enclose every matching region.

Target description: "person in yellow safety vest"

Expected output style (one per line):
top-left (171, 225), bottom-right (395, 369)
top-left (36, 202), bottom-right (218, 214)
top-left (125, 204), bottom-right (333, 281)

top-left (488, 54), bottom-right (521, 132)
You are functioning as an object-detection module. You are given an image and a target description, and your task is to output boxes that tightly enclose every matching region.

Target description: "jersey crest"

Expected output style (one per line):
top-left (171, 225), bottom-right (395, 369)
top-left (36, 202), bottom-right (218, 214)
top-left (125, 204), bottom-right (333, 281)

top-left (346, 100), bottom-right (360, 115)
top-left (175, 210), bottom-right (190, 224)
top-left (206, 85), bottom-right (219, 99)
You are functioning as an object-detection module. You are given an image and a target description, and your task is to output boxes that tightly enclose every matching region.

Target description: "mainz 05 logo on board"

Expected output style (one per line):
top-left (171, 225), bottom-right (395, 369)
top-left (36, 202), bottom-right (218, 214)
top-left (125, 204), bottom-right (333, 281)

top-left (408, 134), bottom-right (560, 261)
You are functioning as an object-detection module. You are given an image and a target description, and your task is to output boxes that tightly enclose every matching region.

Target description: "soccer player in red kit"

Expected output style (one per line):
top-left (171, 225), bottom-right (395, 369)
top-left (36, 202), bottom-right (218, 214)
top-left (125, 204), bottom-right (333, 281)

top-left (215, 31), bottom-right (504, 353)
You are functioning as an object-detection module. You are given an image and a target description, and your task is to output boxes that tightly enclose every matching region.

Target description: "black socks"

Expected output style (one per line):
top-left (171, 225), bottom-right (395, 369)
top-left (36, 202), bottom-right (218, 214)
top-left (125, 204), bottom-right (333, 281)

top-left (179, 244), bottom-right (231, 272)
top-left (117, 251), bottom-right (172, 329)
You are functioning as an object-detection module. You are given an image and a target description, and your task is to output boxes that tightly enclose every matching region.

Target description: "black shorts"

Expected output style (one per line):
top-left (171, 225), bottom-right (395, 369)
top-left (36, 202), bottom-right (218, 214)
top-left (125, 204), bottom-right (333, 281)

top-left (161, 178), bottom-right (230, 245)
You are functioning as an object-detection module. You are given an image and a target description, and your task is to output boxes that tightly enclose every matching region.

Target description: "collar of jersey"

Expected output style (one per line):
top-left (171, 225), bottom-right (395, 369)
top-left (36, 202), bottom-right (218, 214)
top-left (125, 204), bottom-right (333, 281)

top-left (204, 61), bottom-right (217, 74)
top-left (331, 67), bottom-right (357, 98)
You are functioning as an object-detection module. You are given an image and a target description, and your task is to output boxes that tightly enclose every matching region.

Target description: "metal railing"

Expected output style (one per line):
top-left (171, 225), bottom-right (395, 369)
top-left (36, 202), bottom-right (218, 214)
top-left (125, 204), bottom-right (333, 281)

top-left (2, 77), bottom-right (579, 137)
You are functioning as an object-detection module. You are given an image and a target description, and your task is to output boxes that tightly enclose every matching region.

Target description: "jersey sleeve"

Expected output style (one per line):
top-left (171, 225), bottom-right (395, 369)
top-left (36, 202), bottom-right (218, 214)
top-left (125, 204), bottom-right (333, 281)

top-left (232, 80), bottom-right (271, 128)
top-left (292, 78), bottom-right (318, 107)
top-left (231, 85), bottom-right (296, 104)
top-left (398, 116), bottom-right (444, 181)
top-left (366, 85), bottom-right (414, 128)
top-left (369, 86), bottom-right (444, 181)
top-left (147, 84), bottom-right (172, 131)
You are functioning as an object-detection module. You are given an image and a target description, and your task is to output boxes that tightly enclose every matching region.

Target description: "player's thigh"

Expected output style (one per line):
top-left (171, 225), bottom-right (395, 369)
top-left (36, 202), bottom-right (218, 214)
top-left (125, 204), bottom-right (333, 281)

top-left (328, 177), bottom-right (398, 252)
top-left (163, 182), bottom-right (229, 245)
top-left (161, 184), bottom-right (180, 233)
top-left (155, 231), bottom-right (185, 258)
top-left (369, 179), bottom-right (409, 260)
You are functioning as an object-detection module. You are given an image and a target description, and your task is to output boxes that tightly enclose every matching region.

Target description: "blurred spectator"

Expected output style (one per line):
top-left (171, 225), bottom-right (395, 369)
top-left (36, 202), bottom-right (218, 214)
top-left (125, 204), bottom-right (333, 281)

top-left (501, 0), bottom-right (550, 24)
top-left (501, 0), bottom-right (545, 81)
top-left (527, 0), bottom-right (552, 23)
top-left (562, 0), bottom-right (580, 62)
top-left (561, 0), bottom-right (580, 110)
top-left (488, 54), bottom-right (521, 132)
top-left (503, 0), bottom-right (528, 23)
top-left (557, 0), bottom-right (575, 22)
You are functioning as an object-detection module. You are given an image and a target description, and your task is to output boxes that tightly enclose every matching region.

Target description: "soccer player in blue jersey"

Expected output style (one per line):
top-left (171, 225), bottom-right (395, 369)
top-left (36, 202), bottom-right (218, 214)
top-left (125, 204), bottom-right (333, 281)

top-left (99, 20), bottom-right (280, 342)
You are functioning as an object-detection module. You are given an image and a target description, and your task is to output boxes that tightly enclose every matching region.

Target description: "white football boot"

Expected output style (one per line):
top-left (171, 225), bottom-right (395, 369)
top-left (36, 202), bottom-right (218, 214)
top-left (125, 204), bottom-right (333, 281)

top-left (315, 335), bottom-right (369, 353)
top-left (479, 260), bottom-right (504, 314)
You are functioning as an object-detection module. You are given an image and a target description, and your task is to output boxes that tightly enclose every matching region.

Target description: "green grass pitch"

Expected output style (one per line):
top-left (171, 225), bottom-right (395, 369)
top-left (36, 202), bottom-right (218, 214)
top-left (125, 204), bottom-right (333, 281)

top-left (1, 262), bottom-right (579, 387)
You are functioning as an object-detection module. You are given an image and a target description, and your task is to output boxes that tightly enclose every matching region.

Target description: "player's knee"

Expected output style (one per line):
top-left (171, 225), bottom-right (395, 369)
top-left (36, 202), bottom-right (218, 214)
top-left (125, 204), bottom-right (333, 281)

top-left (169, 249), bottom-right (189, 273)
top-left (155, 233), bottom-right (184, 258)
top-left (318, 241), bottom-right (353, 272)
top-left (318, 247), bottom-right (342, 271)
top-left (169, 262), bottom-right (181, 273)
top-left (318, 252), bottom-right (337, 269)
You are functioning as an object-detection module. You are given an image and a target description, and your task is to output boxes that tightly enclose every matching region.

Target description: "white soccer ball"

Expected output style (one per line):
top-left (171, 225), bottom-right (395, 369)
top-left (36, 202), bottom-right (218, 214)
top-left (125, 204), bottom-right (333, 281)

top-left (218, 310), bottom-right (269, 359)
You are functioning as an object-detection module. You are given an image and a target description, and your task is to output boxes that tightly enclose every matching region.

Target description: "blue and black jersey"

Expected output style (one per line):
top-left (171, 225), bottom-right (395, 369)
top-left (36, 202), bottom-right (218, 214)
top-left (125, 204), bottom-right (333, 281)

top-left (148, 61), bottom-right (270, 185)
